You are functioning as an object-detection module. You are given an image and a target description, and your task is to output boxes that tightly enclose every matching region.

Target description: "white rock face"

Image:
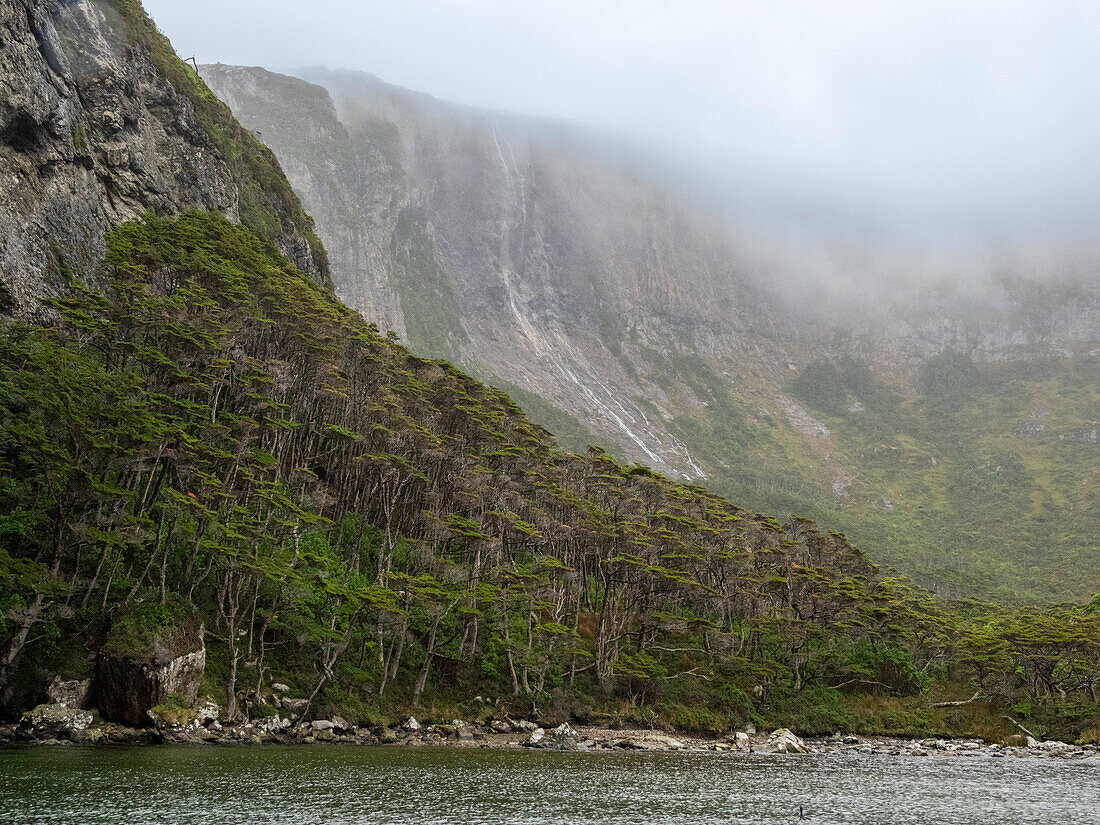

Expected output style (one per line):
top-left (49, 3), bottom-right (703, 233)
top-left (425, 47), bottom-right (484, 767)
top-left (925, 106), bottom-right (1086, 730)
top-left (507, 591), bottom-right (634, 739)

top-left (760, 728), bottom-right (808, 754)
top-left (0, 0), bottom-right (323, 320)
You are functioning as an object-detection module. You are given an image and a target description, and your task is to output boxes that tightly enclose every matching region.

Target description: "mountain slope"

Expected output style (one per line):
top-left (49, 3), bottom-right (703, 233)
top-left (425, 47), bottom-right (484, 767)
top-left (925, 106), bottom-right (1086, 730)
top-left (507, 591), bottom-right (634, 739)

top-left (0, 0), bottom-right (326, 318)
top-left (199, 65), bottom-right (1100, 601)
top-left (200, 65), bottom-right (805, 480)
top-left (0, 1), bottom-right (1095, 742)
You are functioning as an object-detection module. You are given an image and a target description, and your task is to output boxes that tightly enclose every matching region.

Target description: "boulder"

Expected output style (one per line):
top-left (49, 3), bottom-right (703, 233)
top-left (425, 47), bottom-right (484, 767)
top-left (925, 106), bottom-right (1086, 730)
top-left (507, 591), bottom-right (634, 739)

top-left (71, 727), bottom-right (105, 745)
top-left (96, 605), bottom-right (205, 726)
top-left (548, 722), bottom-right (586, 751)
top-left (195, 701), bottom-right (220, 726)
top-left (331, 716), bottom-right (351, 733)
top-left (403, 716), bottom-right (421, 732)
top-left (649, 734), bottom-right (686, 750)
top-left (271, 683), bottom-right (291, 693)
top-left (760, 728), bottom-right (808, 754)
top-left (46, 676), bottom-right (92, 708)
top-left (452, 720), bottom-right (474, 741)
top-left (734, 731), bottom-right (751, 750)
top-left (18, 703), bottom-right (93, 741)
top-left (511, 719), bottom-right (539, 733)
top-left (253, 715), bottom-right (292, 733)
top-left (524, 727), bottom-right (545, 747)
top-left (489, 719), bottom-right (511, 734)
top-left (311, 719), bottom-right (335, 731)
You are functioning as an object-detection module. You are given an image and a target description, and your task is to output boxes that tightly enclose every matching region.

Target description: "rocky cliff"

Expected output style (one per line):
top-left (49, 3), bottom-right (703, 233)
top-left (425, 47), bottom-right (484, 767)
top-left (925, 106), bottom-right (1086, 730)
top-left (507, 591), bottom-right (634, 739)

top-left (0, 0), bottom-right (326, 318)
top-left (197, 65), bottom-right (1099, 600)
top-left (200, 65), bottom-right (807, 479)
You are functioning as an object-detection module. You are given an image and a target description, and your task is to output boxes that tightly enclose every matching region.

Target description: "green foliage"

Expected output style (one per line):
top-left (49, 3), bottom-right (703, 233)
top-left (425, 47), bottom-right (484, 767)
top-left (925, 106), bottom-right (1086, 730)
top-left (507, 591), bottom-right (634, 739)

top-left (0, 211), bottom-right (1094, 741)
top-left (101, 0), bottom-right (328, 278)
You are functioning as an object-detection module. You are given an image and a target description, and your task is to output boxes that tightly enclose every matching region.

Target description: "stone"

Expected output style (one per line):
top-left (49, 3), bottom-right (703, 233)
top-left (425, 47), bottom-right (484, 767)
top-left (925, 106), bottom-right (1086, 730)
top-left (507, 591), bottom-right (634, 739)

top-left (96, 610), bottom-right (206, 726)
top-left (403, 716), bottom-right (420, 732)
top-left (510, 719), bottom-right (539, 733)
top-left (195, 701), bottom-right (220, 726)
top-left (70, 727), bottom-right (105, 745)
top-left (19, 703), bottom-right (94, 741)
top-left (452, 720), bottom-right (474, 740)
top-left (524, 727), bottom-right (545, 747)
top-left (760, 728), bottom-right (808, 754)
top-left (311, 719), bottom-right (335, 731)
top-left (842, 735), bottom-right (860, 745)
top-left (648, 734), bottom-right (686, 750)
top-left (489, 720), bottom-right (511, 734)
top-left (271, 683), bottom-right (291, 693)
top-left (331, 716), bottom-right (351, 733)
top-left (735, 731), bottom-right (751, 749)
top-left (254, 715), bottom-right (291, 733)
top-left (46, 676), bottom-right (92, 708)
top-left (379, 728), bottom-right (398, 744)
top-left (547, 722), bottom-right (586, 751)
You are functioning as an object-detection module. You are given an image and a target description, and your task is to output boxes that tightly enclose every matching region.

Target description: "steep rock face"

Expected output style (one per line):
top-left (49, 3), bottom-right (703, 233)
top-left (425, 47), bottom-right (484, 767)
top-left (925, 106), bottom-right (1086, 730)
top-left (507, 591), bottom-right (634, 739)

top-left (201, 65), bottom-right (797, 478)
top-left (96, 617), bottom-right (206, 726)
top-left (0, 0), bottom-right (325, 318)
top-left (197, 65), bottom-right (1100, 600)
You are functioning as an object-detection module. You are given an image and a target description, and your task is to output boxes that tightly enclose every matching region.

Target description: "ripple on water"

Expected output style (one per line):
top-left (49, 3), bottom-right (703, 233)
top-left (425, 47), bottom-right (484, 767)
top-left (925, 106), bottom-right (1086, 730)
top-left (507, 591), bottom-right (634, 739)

top-left (0, 746), bottom-right (1098, 825)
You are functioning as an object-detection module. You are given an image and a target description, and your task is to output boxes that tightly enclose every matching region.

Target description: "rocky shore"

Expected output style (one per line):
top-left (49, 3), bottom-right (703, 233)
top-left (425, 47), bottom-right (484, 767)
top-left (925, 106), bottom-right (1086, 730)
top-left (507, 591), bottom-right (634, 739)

top-left (3, 701), bottom-right (1098, 762)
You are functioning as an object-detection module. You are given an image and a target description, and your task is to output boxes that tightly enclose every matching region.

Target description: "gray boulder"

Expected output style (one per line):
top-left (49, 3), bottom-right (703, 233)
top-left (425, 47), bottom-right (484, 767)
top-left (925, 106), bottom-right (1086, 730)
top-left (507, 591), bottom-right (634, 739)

top-left (195, 701), bottom-right (220, 726)
top-left (549, 722), bottom-right (586, 751)
top-left (19, 703), bottom-right (93, 741)
top-left (46, 676), bottom-right (92, 708)
top-left (760, 728), bottom-right (809, 754)
top-left (96, 608), bottom-right (206, 726)
top-left (524, 727), bottom-right (545, 747)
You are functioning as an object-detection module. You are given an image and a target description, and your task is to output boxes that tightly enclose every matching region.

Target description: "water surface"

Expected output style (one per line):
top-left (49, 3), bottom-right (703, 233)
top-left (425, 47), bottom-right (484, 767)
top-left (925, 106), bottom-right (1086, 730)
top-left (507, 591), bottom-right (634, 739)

top-left (1, 745), bottom-right (1097, 824)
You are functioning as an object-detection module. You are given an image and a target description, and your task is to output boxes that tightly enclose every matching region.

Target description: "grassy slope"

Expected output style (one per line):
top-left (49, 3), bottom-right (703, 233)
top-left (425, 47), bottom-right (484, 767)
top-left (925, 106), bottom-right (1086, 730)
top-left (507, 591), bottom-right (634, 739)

top-left (672, 352), bottom-right (1100, 602)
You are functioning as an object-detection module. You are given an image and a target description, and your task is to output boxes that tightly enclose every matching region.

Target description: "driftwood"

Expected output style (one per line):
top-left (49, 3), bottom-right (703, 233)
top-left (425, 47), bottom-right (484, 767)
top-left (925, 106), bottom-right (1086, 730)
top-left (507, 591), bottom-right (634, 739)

top-left (931, 689), bottom-right (980, 708)
top-left (829, 678), bottom-right (892, 690)
top-left (1001, 715), bottom-right (1037, 740)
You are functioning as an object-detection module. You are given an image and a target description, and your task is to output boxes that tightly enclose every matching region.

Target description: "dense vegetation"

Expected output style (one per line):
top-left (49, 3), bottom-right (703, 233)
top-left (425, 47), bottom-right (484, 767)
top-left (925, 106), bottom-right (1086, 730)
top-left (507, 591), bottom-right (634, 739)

top-left (0, 211), bottom-right (1096, 741)
top-left (779, 349), bottom-right (1100, 601)
top-left (103, 0), bottom-right (329, 279)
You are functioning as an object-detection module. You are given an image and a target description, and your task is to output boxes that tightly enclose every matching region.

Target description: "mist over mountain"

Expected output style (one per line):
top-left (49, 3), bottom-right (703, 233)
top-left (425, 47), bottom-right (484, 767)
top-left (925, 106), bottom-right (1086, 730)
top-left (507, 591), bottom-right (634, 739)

top-left (150, 1), bottom-right (1100, 305)
top-left (201, 63), bottom-right (1099, 600)
top-left (2, 0), bottom-right (1099, 764)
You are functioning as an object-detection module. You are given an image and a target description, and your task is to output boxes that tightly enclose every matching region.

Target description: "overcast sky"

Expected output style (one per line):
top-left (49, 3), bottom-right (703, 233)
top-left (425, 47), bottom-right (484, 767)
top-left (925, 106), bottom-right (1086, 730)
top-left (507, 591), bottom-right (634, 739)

top-left (146, 0), bottom-right (1100, 269)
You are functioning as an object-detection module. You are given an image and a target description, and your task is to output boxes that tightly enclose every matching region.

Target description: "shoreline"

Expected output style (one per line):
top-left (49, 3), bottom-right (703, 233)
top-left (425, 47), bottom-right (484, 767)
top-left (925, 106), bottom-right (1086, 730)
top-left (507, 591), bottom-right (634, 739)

top-left (3, 715), bottom-right (1098, 761)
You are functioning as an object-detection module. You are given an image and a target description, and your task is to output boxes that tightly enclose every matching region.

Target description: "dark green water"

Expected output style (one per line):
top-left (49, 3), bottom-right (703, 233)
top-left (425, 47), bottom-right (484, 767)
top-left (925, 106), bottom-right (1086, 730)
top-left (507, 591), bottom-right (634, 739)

top-left (1, 745), bottom-right (1097, 824)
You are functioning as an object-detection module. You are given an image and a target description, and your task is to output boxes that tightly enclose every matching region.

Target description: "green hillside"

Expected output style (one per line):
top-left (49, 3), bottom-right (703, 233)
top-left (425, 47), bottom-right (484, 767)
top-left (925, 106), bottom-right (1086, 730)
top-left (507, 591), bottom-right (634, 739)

top-left (1, 211), bottom-right (1096, 741)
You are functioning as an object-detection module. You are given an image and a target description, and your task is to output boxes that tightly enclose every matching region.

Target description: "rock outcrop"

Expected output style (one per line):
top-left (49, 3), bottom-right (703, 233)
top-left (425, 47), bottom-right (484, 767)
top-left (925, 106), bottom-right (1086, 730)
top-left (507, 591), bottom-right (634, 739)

top-left (95, 609), bottom-right (206, 726)
top-left (759, 728), bottom-right (809, 754)
top-left (46, 675), bottom-right (91, 708)
top-left (0, 0), bottom-right (326, 320)
top-left (18, 702), bottom-right (93, 740)
top-left (199, 64), bottom-right (790, 479)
